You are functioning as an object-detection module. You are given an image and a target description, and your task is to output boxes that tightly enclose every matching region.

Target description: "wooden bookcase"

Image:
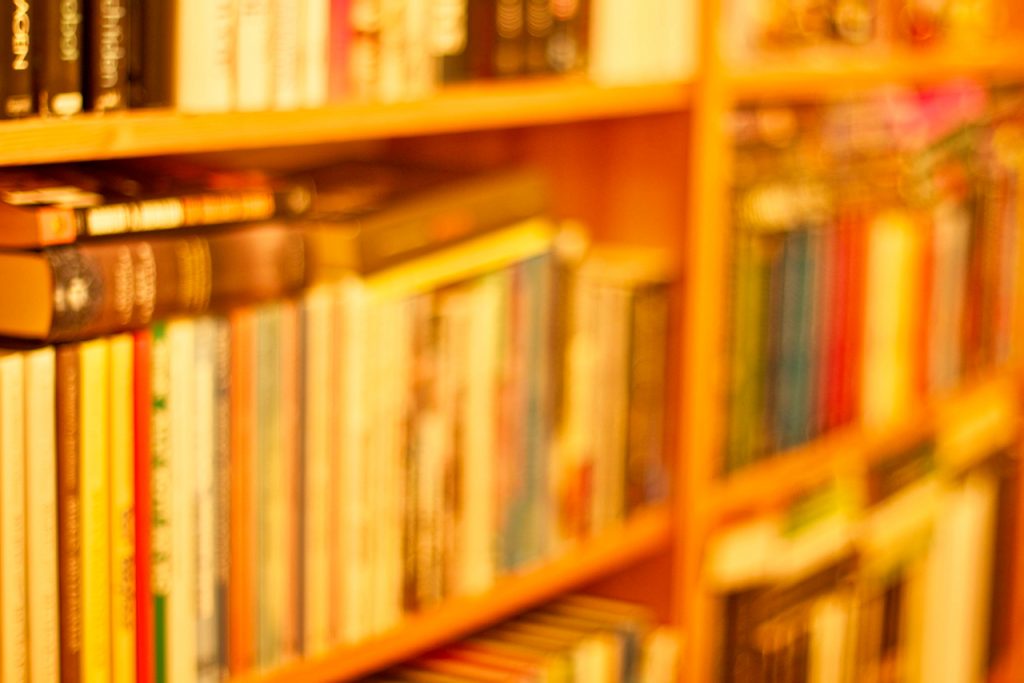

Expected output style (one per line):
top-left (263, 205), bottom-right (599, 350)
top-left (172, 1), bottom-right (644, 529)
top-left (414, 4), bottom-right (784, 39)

top-left (6, 3), bottom-right (1024, 681)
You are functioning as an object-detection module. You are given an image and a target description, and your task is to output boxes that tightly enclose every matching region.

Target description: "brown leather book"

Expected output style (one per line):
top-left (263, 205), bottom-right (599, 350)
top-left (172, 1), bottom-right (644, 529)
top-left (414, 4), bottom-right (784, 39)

top-left (1, 0), bottom-right (36, 117)
top-left (0, 222), bottom-right (308, 341)
top-left (85, 0), bottom-right (129, 111)
top-left (39, 0), bottom-right (83, 116)
top-left (56, 343), bottom-right (82, 683)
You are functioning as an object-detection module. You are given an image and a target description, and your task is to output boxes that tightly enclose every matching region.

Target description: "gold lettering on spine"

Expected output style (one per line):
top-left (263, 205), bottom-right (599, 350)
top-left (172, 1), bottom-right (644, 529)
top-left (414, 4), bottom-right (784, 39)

top-left (12, 0), bottom-right (29, 70)
top-left (98, 0), bottom-right (124, 88)
top-left (59, 0), bottom-right (79, 62)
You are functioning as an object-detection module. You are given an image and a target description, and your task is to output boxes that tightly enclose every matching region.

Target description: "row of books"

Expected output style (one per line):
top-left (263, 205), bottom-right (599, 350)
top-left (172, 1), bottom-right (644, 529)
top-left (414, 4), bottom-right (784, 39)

top-left (364, 594), bottom-right (681, 683)
top-left (0, 219), bottom-right (672, 681)
top-left (723, 84), bottom-right (1024, 471)
top-left (709, 406), bottom-right (1017, 683)
top-left (0, 0), bottom-right (693, 119)
top-left (724, 0), bottom-right (1002, 60)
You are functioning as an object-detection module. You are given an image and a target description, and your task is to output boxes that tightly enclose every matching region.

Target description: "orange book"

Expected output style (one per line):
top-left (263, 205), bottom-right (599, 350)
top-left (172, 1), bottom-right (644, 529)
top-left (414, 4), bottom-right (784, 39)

top-left (228, 308), bottom-right (255, 674)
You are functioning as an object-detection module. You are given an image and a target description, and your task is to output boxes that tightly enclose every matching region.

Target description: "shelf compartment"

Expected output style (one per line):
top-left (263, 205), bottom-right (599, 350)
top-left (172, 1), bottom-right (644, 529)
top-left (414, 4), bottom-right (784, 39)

top-left (0, 79), bottom-right (690, 167)
top-left (710, 371), bottom-right (1021, 522)
top-left (727, 42), bottom-right (1024, 101)
top-left (231, 505), bottom-right (673, 683)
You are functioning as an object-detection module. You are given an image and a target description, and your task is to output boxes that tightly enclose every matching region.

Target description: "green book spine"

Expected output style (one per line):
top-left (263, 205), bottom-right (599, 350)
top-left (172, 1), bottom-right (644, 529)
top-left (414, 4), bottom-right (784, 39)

top-left (149, 321), bottom-right (170, 683)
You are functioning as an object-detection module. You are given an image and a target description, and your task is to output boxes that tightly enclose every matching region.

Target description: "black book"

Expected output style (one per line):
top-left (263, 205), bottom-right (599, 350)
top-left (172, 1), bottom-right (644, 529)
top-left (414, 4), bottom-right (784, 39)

top-left (127, 0), bottom-right (171, 107)
top-left (85, 0), bottom-right (128, 111)
top-left (39, 0), bottom-right (83, 116)
top-left (1, 0), bottom-right (35, 117)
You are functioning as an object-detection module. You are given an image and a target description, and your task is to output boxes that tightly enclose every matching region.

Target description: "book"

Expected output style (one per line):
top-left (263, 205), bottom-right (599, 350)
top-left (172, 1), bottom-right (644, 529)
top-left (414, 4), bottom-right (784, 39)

top-left (236, 0), bottom-right (272, 111)
top-left (175, 0), bottom-right (234, 113)
top-left (1, 0), bottom-right (35, 117)
top-left (79, 337), bottom-right (111, 682)
top-left (149, 323), bottom-right (170, 683)
top-left (24, 347), bottom-right (61, 683)
top-left (303, 0), bottom-right (330, 107)
top-left (0, 351), bottom-right (27, 683)
top-left (86, 0), bottom-right (129, 111)
top-left (133, 329), bottom-right (154, 683)
top-left (127, 0), bottom-right (173, 107)
top-left (38, 0), bottom-right (83, 116)
top-left (56, 343), bottom-right (82, 683)
top-left (109, 333), bottom-right (137, 683)
top-left (0, 221), bottom-right (308, 341)
top-left (194, 317), bottom-right (220, 683)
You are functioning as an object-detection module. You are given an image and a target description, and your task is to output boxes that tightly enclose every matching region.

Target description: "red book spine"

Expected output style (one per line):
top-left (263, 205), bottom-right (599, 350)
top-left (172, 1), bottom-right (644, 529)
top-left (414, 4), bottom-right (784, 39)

top-left (916, 213), bottom-right (935, 398)
top-left (822, 217), bottom-right (846, 432)
top-left (328, 0), bottom-right (350, 102)
top-left (133, 328), bottom-right (154, 683)
top-left (843, 210), bottom-right (867, 426)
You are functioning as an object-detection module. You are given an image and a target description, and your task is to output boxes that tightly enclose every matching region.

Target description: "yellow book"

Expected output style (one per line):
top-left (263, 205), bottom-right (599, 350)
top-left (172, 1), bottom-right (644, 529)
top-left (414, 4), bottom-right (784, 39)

top-left (80, 338), bottom-right (111, 682)
top-left (0, 351), bottom-right (27, 683)
top-left (24, 347), bottom-right (60, 683)
top-left (109, 334), bottom-right (137, 683)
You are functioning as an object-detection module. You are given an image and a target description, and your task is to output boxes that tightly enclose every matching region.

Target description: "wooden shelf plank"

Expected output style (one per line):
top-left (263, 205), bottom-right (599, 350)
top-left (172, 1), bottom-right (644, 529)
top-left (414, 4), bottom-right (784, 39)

top-left (727, 42), bottom-right (1024, 100)
top-left (710, 371), bottom-right (1021, 522)
top-left (231, 506), bottom-right (673, 683)
top-left (0, 79), bottom-right (690, 166)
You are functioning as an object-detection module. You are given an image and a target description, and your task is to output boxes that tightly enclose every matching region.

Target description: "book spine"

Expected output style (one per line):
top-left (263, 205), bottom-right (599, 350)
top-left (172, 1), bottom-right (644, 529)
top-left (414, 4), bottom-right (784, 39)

top-left (0, 352), bottom-right (27, 683)
top-left (194, 317), bottom-right (219, 683)
top-left (24, 347), bottom-right (61, 683)
top-left (33, 224), bottom-right (307, 343)
top-left (302, 0), bottom-right (329, 107)
top-left (348, 0), bottom-right (379, 100)
top-left (39, 0), bottom-right (83, 116)
top-left (79, 337), bottom-right (111, 682)
top-left (235, 0), bottom-right (272, 111)
top-left (493, 0), bottom-right (524, 77)
top-left (87, 0), bottom-right (128, 111)
top-left (228, 308), bottom-right (255, 673)
top-left (279, 300), bottom-right (302, 657)
top-left (213, 319), bottom-right (231, 679)
top-left (149, 323), bottom-right (170, 683)
top-left (167, 319), bottom-right (198, 683)
top-left (127, 0), bottom-right (172, 107)
top-left (272, 0), bottom-right (301, 110)
top-left (175, 0), bottom-right (234, 113)
top-left (301, 287), bottom-right (330, 656)
top-left (523, 0), bottom-right (550, 74)
top-left (327, 0), bottom-right (350, 102)
top-left (56, 344), bottom-right (82, 683)
top-left (133, 329), bottom-right (154, 683)
top-left (2, 0), bottom-right (35, 117)
top-left (432, 0), bottom-right (468, 83)
top-left (109, 333), bottom-right (137, 683)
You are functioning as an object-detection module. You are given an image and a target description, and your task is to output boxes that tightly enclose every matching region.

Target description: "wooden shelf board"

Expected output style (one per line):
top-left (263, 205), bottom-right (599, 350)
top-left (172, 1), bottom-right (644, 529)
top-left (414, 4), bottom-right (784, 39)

top-left (727, 42), bottom-right (1024, 100)
top-left (710, 371), bottom-right (1021, 521)
top-left (0, 79), bottom-right (690, 166)
top-left (231, 505), bottom-right (673, 683)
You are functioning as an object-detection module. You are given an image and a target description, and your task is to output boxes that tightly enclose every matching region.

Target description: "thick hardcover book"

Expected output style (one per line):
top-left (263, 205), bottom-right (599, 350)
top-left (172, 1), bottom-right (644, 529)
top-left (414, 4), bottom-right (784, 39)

top-left (0, 222), bottom-right (309, 341)
top-left (56, 344), bottom-right (82, 683)
top-left (176, 0), bottom-right (234, 113)
top-left (127, 0), bottom-right (172, 107)
top-left (1, 0), bottom-right (35, 117)
top-left (39, 0), bottom-right (83, 115)
top-left (235, 0), bottom-right (272, 111)
top-left (86, 0), bottom-right (128, 111)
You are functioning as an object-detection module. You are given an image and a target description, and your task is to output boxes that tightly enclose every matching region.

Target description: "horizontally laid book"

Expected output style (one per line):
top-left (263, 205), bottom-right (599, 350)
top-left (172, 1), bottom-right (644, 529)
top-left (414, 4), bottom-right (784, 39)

top-left (302, 163), bottom-right (551, 277)
top-left (0, 222), bottom-right (308, 341)
top-left (0, 160), bottom-right (312, 248)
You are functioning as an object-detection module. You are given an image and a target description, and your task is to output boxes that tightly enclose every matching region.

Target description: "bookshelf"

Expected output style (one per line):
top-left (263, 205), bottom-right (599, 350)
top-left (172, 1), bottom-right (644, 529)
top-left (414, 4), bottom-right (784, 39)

top-left (1, 1), bottom-right (1023, 682)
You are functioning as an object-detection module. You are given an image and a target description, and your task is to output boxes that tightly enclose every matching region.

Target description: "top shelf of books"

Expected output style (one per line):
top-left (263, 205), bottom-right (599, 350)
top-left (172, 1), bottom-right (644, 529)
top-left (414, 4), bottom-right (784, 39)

top-left (0, 79), bottom-right (691, 167)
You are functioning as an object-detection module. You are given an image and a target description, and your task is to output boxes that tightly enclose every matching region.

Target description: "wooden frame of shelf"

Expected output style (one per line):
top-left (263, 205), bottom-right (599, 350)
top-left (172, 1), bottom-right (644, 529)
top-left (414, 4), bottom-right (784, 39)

top-left (231, 507), bottom-right (672, 683)
top-left (0, 79), bottom-right (690, 166)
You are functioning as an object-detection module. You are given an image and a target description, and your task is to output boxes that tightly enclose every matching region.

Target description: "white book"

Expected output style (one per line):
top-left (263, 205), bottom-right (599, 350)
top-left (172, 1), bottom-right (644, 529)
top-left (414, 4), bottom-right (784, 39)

top-left (24, 347), bottom-right (60, 683)
top-left (302, 286), bottom-right (332, 656)
top-left (168, 320), bottom-right (198, 683)
top-left (376, 0), bottom-right (406, 101)
top-left (237, 0), bottom-right (274, 111)
top-left (194, 318), bottom-right (219, 683)
top-left (302, 0), bottom-right (330, 107)
top-left (0, 352), bottom-right (27, 683)
top-left (176, 0), bottom-right (236, 112)
top-left (273, 0), bottom-right (302, 109)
